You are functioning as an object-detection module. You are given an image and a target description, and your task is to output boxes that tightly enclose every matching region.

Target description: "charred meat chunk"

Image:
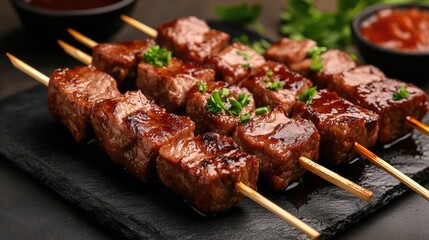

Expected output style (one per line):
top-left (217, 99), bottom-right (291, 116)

top-left (186, 81), bottom-right (255, 135)
top-left (47, 66), bottom-right (120, 143)
top-left (338, 79), bottom-right (428, 143)
top-left (264, 38), bottom-right (317, 66)
top-left (233, 108), bottom-right (319, 190)
top-left (293, 90), bottom-right (379, 165)
top-left (91, 91), bottom-right (195, 182)
top-left (156, 16), bottom-right (230, 63)
top-left (157, 132), bottom-right (258, 214)
top-left (92, 39), bottom-right (156, 90)
top-left (204, 43), bottom-right (266, 85)
top-left (137, 57), bottom-right (215, 113)
top-left (239, 61), bottom-right (313, 114)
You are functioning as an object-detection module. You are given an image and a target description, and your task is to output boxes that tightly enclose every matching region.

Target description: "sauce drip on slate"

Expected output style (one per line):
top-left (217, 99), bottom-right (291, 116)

top-left (27, 0), bottom-right (122, 11)
top-left (360, 8), bottom-right (429, 51)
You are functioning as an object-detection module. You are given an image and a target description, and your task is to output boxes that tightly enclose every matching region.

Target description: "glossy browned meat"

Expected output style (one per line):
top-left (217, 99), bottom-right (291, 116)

top-left (328, 65), bottom-right (386, 94)
top-left (292, 90), bottom-right (379, 165)
top-left (291, 50), bottom-right (356, 87)
top-left (239, 61), bottom-right (313, 114)
top-left (47, 66), bottom-right (120, 143)
top-left (137, 57), bottom-right (215, 113)
top-left (186, 81), bottom-right (255, 135)
top-left (157, 132), bottom-right (258, 214)
top-left (345, 79), bottom-right (428, 143)
top-left (204, 43), bottom-right (266, 85)
top-left (92, 39), bottom-right (156, 90)
top-left (233, 108), bottom-right (319, 190)
top-left (264, 38), bottom-right (317, 65)
top-left (91, 91), bottom-right (195, 182)
top-left (156, 16), bottom-right (230, 63)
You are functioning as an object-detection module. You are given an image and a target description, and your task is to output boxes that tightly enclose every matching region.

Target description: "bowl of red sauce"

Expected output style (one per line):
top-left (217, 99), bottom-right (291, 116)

top-left (351, 3), bottom-right (429, 83)
top-left (10, 0), bottom-right (136, 41)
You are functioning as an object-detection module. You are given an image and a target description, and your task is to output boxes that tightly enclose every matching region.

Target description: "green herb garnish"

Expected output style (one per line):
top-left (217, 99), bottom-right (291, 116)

top-left (207, 91), bottom-right (226, 114)
top-left (143, 46), bottom-right (172, 67)
top-left (310, 55), bottom-right (324, 71)
top-left (240, 113), bottom-right (252, 123)
top-left (198, 82), bottom-right (206, 93)
top-left (348, 52), bottom-right (358, 61)
top-left (298, 86), bottom-right (317, 106)
top-left (237, 50), bottom-right (252, 60)
top-left (238, 93), bottom-right (251, 107)
top-left (266, 70), bottom-right (274, 77)
top-left (228, 98), bottom-right (243, 116)
top-left (255, 106), bottom-right (270, 115)
top-left (307, 46), bottom-right (327, 71)
top-left (242, 63), bottom-right (251, 69)
top-left (206, 89), bottom-right (252, 117)
top-left (393, 86), bottom-right (410, 101)
top-left (266, 80), bottom-right (285, 91)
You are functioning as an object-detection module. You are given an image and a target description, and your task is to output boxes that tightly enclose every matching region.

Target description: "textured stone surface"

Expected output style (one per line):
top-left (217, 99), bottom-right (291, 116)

top-left (1, 86), bottom-right (429, 239)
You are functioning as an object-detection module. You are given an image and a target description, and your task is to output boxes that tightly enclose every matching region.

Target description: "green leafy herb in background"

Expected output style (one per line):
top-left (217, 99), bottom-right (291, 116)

top-left (280, 0), bottom-right (429, 50)
top-left (216, 3), bottom-right (265, 34)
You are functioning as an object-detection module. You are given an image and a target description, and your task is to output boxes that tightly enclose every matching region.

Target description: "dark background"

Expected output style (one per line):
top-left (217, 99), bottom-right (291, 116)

top-left (1, 0), bottom-right (429, 239)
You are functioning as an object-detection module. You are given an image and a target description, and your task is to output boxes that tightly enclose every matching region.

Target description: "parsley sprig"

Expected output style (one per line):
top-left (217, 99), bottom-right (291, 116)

top-left (307, 46), bottom-right (327, 71)
top-left (206, 88), bottom-right (252, 117)
top-left (298, 86), bottom-right (317, 106)
top-left (143, 46), bottom-right (172, 67)
top-left (236, 50), bottom-right (252, 60)
top-left (393, 86), bottom-right (410, 101)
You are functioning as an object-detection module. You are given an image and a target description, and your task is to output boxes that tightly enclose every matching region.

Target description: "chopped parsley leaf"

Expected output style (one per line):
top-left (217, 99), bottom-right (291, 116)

top-left (143, 46), bottom-right (172, 67)
top-left (298, 86), bottom-right (317, 106)
top-left (393, 86), bottom-right (410, 101)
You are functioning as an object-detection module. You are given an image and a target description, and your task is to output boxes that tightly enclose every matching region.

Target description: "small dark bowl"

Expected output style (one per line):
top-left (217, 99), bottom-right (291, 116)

top-left (351, 3), bottom-right (429, 83)
top-left (10, 0), bottom-right (136, 42)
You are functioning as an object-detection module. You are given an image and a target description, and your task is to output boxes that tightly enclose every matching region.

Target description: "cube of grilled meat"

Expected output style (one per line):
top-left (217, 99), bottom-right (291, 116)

top-left (156, 16), bottom-right (230, 63)
top-left (264, 38), bottom-right (317, 66)
top-left (157, 132), bottom-right (259, 214)
top-left (186, 81), bottom-right (255, 135)
top-left (327, 65), bottom-right (386, 94)
top-left (47, 66), bottom-right (120, 143)
top-left (205, 43), bottom-right (266, 85)
top-left (292, 90), bottom-right (379, 165)
top-left (239, 61), bottom-right (313, 114)
top-left (329, 78), bottom-right (428, 143)
top-left (290, 50), bottom-right (357, 88)
top-left (92, 39), bottom-right (156, 90)
top-left (91, 91), bottom-right (195, 182)
top-left (233, 108), bottom-right (319, 190)
top-left (137, 57), bottom-right (215, 113)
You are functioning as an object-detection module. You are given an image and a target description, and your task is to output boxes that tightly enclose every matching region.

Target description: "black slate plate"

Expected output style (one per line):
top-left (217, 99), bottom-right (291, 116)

top-left (1, 84), bottom-right (429, 239)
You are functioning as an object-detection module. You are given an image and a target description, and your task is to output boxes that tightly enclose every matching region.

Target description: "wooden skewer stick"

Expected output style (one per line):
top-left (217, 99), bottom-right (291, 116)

top-left (406, 116), bottom-right (429, 136)
top-left (236, 182), bottom-right (320, 240)
top-left (6, 53), bottom-right (49, 86)
top-left (354, 142), bottom-right (429, 201)
top-left (57, 40), bottom-right (92, 65)
top-left (6, 52), bottom-right (321, 239)
top-left (59, 39), bottom-right (373, 203)
top-left (67, 28), bottom-right (98, 49)
top-left (299, 157), bottom-right (372, 202)
top-left (120, 15), bottom-right (158, 38)
top-left (120, 15), bottom-right (429, 140)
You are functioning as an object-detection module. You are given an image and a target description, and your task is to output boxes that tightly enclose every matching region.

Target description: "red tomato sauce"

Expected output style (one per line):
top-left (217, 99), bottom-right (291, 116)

top-left (360, 8), bottom-right (429, 51)
top-left (27, 0), bottom-right (122, 11)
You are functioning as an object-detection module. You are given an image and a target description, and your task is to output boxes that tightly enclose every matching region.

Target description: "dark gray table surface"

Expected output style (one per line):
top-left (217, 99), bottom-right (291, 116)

top-left (1, 1), bottom-right (429, 239)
